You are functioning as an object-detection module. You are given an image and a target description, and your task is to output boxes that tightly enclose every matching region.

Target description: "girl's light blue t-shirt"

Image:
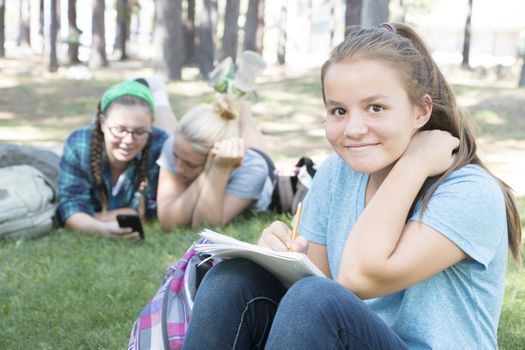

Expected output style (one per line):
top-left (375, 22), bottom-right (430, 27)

top-left (156, 136), bottom-right (273, 211)
top-left (299, 153), bottom-right (508, 350)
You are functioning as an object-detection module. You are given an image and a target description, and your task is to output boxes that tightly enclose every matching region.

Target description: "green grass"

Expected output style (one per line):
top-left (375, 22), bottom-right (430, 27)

top-left (0, 213), bottom-right (282, 349)
top-left (1, 202), bottom-right (524, 349)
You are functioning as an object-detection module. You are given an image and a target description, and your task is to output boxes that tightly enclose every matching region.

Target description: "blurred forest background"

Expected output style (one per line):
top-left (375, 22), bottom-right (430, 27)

top-left (1, 0), bottom-right (525, 79)
top-left (0, 0), bottom-right (524, 194)
top-left (1, 1), bottom-right (525, 348)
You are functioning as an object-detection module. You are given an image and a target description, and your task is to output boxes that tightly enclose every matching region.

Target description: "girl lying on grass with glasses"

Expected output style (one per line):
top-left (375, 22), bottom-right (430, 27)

top-left (57, 78), bottom-right (175, 239)
top-left (182, 23), bottom-right (522, 349)
top-left (156, 95), bottom-right (275, 229)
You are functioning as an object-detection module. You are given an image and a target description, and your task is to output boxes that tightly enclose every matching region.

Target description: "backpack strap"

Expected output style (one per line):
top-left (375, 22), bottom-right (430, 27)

top-left (295, 157), bottom-right (316, 178)
top-left (249, 148), bottom-right (276, 183)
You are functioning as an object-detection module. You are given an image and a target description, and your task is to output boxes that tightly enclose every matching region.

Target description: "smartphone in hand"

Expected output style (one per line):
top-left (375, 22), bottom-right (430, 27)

top-left (116, 214), bottom-right (145, 239)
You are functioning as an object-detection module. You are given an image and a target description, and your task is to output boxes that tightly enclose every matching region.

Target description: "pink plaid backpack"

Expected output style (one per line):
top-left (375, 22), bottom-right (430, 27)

top-left (128, 238), bottom-right (214, 350)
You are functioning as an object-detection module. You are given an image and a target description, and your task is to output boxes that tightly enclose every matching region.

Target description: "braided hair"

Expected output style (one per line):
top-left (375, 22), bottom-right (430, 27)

top-left (90, 95), bottom-right (152, 219)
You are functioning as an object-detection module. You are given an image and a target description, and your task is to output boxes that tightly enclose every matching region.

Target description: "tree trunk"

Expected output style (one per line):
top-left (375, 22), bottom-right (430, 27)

top-left (45, 0), bottom-right (59, 72)
top-left (0, 0), bottom-right (5, 57)
top-left (244, 0), bottom-right (264, 54)
top-left (519, 45), bottom-right (525, 87)
top-left (222, 0), bottom-right (240, 63)
top-left (361, 0), bottom-right (388, 27)
top-left (68, 0), bottom-right (80, 63)
top-left (153, 0), bottom-right (185, 80)
top-left (197, 0), bottom-right (216, 78)
top-left (39, 0), bottom-right (44, 37)
top-left (461, 0), bottom-right (473, 68)
top-left (18, 0), bottom-right (31, 47)
top-left (399, 0), bottom-right (406, 23)
top-left (345, 0), bottom-right (362, 29)
top-left (329, 0), bottom-right (335, 49)
top-left (115, 0), bottom-right (130, 60)
top-left (183, 0), bottom-right (196, 65)
top-left (90, 0), bottom-right (107, 68)
top-left (277, 0), bottom-right (287, 65)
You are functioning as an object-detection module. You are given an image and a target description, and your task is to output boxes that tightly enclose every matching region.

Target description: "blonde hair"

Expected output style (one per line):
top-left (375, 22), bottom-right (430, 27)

top-left (322, 23), bottom-right (522, 265)
top-left (176, 95), bottom-right (240, 154)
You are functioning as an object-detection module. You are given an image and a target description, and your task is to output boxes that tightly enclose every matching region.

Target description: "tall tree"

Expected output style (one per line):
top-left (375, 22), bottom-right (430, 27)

top-left (461, 0), bottom-right (473, 68)
top-left (222, 0), bottom-right (240, 63)
top-left (361, 0), bottom-right (388, 27)
top-left (39, 0), bottom-right (44, 38)
top-left (18, 0), bottom-right (31, 47)
top-left (153, 0), bottom-right (185, 80)
top-left (243, 0), bottom-right (264, 54)
top-left (277, 0), bottom-right (287, 65)
top-left (45, 0), bottom-right (59, 72)
top-left (345, 0), bottom-right (362, 29)
top-left (183, 0), bottom-right (196, 64)
top-left (90, 0), bottom-right (107, 68)
top-left (305, 0), bottom-right (313, 53)
top-left (0, 0), bottom-right (5, 57)
top-left (68, 0), bottom-right (80, 63)
top-left (519, 44), bottom-right (525, 87)
top-left (398, 0), bottom-right (407, 23)
top-left (115, 0), bottom-right (131, 60)
top-left (329, 0), bottom-right (336, 49)
top-left (197, 0), bottom-right (217, 78)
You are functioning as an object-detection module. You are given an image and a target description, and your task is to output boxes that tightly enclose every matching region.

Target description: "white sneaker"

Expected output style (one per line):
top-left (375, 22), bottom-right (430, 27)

top-left (233, 51), bottom-right (266, 95)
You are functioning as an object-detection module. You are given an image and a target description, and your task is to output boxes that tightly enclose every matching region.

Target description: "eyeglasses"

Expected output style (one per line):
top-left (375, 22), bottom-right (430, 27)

top-left (106, 124), bottom-right (151, 140)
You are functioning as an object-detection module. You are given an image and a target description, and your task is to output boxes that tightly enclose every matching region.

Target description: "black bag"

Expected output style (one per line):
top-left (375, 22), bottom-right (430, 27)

top-left (0, 144), bottom-right (60, 193)
top-left (270, 157), bottom-right (317, 215)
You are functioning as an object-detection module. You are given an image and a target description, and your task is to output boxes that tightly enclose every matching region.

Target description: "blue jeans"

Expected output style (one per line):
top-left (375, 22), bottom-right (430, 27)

top-left (183, 259), bottom-right (408, 350)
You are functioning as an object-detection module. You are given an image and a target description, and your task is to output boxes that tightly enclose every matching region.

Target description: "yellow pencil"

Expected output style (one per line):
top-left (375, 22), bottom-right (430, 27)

top-left (288, 202), bottom-right (303, 252)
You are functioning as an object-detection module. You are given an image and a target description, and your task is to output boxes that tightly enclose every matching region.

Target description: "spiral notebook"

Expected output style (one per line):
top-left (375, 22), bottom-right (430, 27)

top-left (195, 229), bottom-right (326, 288)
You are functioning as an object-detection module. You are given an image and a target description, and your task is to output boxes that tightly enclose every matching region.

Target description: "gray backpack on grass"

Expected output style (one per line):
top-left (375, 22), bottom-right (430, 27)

top-left (0, 165), bottom-right (57, 240)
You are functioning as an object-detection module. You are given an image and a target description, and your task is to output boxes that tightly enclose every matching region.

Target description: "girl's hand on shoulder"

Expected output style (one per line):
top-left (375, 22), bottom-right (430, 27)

top-left (258, 220), bottom-right (309, 254)
top-left (211, 137), bottom-right (245, 169)
top-left (402, 130), bottom-right (459, 177)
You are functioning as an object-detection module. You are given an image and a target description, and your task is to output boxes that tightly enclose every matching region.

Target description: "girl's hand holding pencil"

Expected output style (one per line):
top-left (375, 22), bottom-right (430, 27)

top-left (258, 203), bottom-right (308, 254)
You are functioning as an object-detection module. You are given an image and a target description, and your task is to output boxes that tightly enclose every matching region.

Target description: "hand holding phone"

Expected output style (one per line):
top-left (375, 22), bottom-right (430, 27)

top-left (116, 214), bottom-right (145, 239)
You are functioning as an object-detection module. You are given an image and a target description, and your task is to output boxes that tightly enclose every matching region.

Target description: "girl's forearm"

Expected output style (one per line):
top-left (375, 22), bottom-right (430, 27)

top-left (65, 212), bottom-right (107, 236)
top-left (191, 165), bottom-right (232, 227)
top-left (158, 174), bottom-right (206, 229)
top-left (338, 158), bottom-right (427, 283)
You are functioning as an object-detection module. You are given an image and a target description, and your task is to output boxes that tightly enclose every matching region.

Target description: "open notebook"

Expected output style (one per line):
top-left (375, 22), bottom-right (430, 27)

top-left (195, 229), bottom-right (326, 288)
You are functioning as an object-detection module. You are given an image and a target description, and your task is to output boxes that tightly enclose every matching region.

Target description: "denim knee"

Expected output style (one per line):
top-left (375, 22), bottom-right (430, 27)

top-left (277, 276), bottom-right (362, 321)
top-left (268, 277), bottom-right (408, 350)
top-left (195, 258), bottom-right (286, 304)
top-left (186, 259), bottom-right (288, 349)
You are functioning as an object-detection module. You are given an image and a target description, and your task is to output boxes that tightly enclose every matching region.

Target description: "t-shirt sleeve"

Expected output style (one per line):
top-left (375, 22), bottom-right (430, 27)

top-left (156, 136), bottom-right (176, 173)
top-left (226, 150), bottom-right (268, 200)
top-left (410, 166), bottom-right (507, 269)
top-left (298, 154), bottom-right (339, 246)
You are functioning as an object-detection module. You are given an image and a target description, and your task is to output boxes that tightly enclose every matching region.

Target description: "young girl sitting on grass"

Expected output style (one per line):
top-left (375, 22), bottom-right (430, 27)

top-left (57, 79), bottom-right (174, 239)
top-left (156, 96), bottom-right (274, 229)
top-left (182, 23), bottom-right (522, 349)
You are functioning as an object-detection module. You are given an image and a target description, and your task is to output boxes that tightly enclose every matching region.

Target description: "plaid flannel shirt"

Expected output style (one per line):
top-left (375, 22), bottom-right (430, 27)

top-left (57, 125), bottom-right (168, 225)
